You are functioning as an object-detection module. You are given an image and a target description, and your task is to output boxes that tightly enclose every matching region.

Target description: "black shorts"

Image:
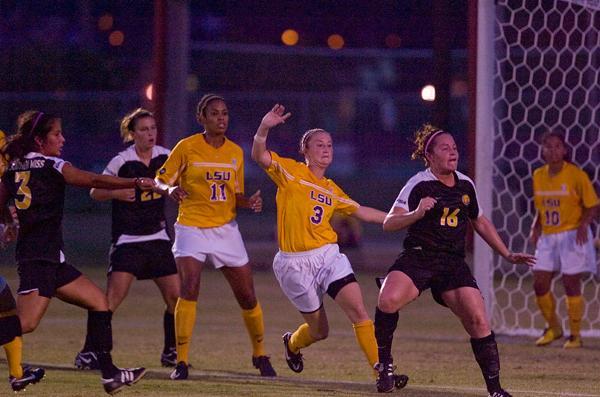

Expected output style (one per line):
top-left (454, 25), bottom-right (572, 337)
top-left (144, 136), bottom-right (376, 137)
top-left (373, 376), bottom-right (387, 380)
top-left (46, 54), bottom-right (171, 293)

top-left (108, 239), bottom-right (177, 280)
top-left (0, 279), bottom-right (16, 313)
top-left (387, 249), bottom-right (479, 307)
top-left (17, 260), bottom-right (82, 298)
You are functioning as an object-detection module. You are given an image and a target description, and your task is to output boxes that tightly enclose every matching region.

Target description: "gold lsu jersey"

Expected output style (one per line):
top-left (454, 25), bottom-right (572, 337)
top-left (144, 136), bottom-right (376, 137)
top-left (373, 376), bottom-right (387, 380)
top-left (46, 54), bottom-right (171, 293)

top-left (156, 133), bottom-right (244, 228)
top-left (533, 162), bottom-right (599, 234)
top-left (265, 151), bottom-right (359, 252)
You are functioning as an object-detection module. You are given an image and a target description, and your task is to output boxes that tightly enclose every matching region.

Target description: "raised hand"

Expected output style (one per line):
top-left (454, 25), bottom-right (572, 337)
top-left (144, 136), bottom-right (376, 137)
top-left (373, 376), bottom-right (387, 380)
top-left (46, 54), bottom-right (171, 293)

top-left (260, 104), bottom-right (292, 130)
top-left (248, 189), bottom-right (262, 213)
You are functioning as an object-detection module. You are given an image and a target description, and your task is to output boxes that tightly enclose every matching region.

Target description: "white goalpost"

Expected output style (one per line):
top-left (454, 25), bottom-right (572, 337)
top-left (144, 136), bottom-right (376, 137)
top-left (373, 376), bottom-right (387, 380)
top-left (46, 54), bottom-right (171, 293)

top-left (475, 0), bottom-right (600, 337)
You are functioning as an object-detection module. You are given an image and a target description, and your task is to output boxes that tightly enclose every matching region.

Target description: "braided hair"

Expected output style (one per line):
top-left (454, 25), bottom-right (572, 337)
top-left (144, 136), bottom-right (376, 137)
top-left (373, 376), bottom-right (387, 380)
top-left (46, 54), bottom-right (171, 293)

top-left (411, 123), bottom-right (449, 166)
top-left (196, 93), bottom-right (225, 118)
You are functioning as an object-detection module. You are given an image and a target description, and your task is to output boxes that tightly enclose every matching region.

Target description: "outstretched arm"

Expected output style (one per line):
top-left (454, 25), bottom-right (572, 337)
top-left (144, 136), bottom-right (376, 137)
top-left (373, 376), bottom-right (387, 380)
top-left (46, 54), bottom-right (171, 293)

top-left (90, 188), bottom-right (136, 202)
top-left (471, 215), bottom-right (536, 266)
top-left (251, 104), bottom-right (291, 168)
top-left (62, 163), bottom-right (155, 191)
top-left (351, 205), bottom-right (386, 224)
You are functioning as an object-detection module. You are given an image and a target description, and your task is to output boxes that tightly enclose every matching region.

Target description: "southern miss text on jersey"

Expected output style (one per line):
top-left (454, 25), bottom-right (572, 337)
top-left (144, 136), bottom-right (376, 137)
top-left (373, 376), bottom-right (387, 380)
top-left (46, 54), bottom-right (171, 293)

top-left (156, 133), bottom-right (244, 228)
top-left (532, 162), bottom-right (599, 235)
top-left (393, 169), bottom-right (482, 257)
top-left (104, 145), bottom-right (170, 243)
top-left (2, 153), bottom-right (67, 263)
top-left (265, 151), bottom-right (359, 252)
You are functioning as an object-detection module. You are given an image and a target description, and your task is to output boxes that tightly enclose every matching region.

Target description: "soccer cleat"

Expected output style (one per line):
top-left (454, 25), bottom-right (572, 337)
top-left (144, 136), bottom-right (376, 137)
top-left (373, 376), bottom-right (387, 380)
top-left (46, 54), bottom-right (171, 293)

top-left (252, 355), bottom-right (277, 377)
top-left (75, 351), bottom-right (100, 370)
top-left (488, 389), bottom-right (513, 397)
top-left (160, 347), bottom-right (177, 367)
top-left (101, 367), bottom-right (146, 395)
top-left (9, 366), bottom-right (45, 392)
top-left (535, 327), bottom-right (563, 346)
top-left (563, 335), bottom-right (582, 349)
top-left (374, 361), bottom-right (396, 393)
top-left (169, 361), bottom-right (189, 380)
top-left (394, 373), bottom-right (409, 389)
top-left (282, 332), bottom-right (303, 373)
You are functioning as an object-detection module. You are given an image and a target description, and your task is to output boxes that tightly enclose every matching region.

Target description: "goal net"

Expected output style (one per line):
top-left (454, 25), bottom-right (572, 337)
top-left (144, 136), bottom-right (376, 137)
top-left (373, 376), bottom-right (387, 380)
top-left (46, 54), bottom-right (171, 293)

top-left (475, 0), bottom-right (600, 337)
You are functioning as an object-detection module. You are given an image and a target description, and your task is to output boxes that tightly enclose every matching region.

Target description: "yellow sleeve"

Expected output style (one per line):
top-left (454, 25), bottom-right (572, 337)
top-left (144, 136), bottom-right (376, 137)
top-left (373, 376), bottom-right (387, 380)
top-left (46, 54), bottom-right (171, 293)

top-left (577, 169), bottom-right (600, 208)
top-left (331, 181), bottom-right (359, 216)
top-left (264, 151), bottom-right (298, 188)
top-left (156, 139), bottom-right (187, 185)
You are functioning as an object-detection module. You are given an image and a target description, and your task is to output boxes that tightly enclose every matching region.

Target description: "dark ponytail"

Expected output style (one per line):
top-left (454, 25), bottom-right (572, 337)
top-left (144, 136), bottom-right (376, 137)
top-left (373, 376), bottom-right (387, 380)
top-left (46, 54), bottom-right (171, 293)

top-left (3, 111), bottom-right (59, 161)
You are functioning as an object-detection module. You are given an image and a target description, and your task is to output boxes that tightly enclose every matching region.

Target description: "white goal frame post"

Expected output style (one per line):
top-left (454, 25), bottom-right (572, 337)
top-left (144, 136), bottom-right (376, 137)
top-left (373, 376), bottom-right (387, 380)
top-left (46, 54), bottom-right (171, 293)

top-left (474, 0), bottom-right (600, 337)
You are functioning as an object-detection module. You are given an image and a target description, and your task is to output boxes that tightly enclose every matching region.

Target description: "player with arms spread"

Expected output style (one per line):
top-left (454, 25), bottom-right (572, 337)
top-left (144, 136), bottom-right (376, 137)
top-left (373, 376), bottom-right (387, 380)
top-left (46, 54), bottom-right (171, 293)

top-left (252, 104), bottom-right (407, 389)
top-left (374, 124), bottom-right (535, 396)
top-left (0, 111), bottom-right (153, 395)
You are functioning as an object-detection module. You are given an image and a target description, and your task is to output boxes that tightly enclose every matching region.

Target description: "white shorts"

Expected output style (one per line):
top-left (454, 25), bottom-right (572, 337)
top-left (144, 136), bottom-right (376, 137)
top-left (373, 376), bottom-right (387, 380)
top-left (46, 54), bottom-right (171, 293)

top-left (273, 244), bottom-right (354, 313)
top-left (534, 229), bottom-right (596, 275)
top-left (172, 221), bottom-right (249, 268)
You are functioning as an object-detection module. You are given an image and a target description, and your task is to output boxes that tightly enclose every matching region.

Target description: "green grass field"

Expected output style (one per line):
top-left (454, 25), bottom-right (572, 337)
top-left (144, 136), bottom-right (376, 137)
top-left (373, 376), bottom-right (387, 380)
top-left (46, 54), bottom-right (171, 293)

top-left (1, 260), bottom-right (599, 397)
top-left (0, 210), bottom-right (599, 396)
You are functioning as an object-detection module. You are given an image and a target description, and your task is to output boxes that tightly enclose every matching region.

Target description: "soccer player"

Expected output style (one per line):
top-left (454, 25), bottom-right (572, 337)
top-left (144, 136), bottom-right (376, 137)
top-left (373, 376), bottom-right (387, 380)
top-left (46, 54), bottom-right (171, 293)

top-left (74, 108), bottom-right (180, 369)
top-left (155, 94), bottom-right (276, 380)
top-left (528, 131), bottom-right (599, 348)
top-left (251, 104), bottom-right (407, 389)
top-left (374, 124), bottom-right (535, 396)
top-left (0, 111), bottom-right (152, 395)
top-left (1, 275), bottom-right (45, 392)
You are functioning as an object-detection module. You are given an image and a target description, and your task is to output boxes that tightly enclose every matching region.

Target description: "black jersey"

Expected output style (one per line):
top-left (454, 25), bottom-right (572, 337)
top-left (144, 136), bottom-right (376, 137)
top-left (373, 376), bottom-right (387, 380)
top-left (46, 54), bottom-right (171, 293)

top-left (393, 168), bottom-right (482, 257)
top-left (2, 153), bottom-right (67, 263)
top-left (103, 145), bottom-right (170, 244)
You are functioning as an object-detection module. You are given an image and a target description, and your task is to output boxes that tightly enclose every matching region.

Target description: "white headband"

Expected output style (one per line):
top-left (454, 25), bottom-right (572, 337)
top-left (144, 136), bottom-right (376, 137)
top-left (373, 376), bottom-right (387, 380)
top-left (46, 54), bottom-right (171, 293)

top-left (424, 130), bottom-right (445, 154)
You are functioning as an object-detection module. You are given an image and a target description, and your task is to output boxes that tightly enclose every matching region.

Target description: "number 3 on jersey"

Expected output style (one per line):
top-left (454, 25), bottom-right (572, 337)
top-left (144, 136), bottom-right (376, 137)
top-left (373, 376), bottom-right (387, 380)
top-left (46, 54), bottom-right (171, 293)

top-left (440, 207), bottom-right (459, 227)
top-left (14, 171), bottom-right (32, 209)
top-left (310, 205), bottom-right (324, 224)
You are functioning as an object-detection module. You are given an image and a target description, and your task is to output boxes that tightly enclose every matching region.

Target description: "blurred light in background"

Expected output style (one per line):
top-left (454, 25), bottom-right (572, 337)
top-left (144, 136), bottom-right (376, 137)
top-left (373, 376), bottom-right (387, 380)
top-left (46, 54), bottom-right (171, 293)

top-left (145, 84), bottom-right (153, 100)
top-left (109, 30), bottom-right (125, 46)
top-left (98, 14), bottom-right (114, 31)
top-left (186, 74), bottom-right (199, 92)
top-left (281, 29), bottom-right (299, 46)
top-left (421, 84), bottom-right (436, 101)
top-left (385, 33), bottom-right (401, 48)
top-left (327, 34), bottom-right (344, 50)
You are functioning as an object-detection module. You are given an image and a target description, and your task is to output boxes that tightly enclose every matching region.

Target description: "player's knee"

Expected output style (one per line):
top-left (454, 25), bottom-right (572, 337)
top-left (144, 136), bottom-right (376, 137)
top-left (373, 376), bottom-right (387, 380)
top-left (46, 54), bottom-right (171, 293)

top-left (466, 313), bottom-right (490, 335)
top-left (180, 281), bottom-right (200, 300)
top-left (377, 293), bottom-right (402, 313)
top-left (20, 316), bottom-right (41, 334)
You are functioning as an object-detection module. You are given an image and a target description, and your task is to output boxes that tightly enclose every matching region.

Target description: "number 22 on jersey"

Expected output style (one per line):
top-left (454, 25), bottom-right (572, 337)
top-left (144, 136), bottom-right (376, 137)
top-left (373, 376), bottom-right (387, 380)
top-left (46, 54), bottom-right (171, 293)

top-left (14, 171), bottom-right (32, 209)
